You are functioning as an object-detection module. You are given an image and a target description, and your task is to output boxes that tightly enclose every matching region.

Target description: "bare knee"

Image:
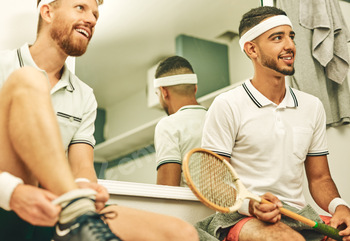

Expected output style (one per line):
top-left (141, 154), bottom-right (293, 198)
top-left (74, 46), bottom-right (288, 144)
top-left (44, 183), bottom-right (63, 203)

top-left (276, 230), bottom-right (305, 241)
top-left (5, 67), bottom-right (50, 95)
top-left (273, 222), bottom-right (305, 241)
top-left (240, 219), bottom-right (305, 241)
top-left (103, 205), bottom-right (199, 241)
top-left (167, 219), bottom-right (199, 241)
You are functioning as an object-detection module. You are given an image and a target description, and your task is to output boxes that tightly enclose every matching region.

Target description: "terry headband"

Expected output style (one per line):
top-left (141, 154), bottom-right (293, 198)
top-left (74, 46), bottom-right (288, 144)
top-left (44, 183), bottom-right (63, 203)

top-left (239, 15), bottom-right (293, 52)
top-left (154, 74), bottom-right (198, 88)
top-left (38, 0), bottom-right (100, 12)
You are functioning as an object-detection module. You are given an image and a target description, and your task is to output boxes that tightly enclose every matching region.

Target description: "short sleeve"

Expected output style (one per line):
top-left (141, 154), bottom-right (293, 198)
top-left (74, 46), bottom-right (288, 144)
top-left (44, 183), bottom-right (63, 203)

top-left (201, 95), bottom-right (237, 157)
top-left (70, 91), bottom-right (97, 148)
top-left (154, 118), bottom-right (181, 169)
top-left (307, 98), bottom-right (329, 156)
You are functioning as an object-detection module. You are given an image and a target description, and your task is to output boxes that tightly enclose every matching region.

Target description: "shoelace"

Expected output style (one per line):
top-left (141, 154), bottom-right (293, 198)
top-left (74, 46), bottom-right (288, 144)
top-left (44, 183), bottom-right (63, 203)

top-left (74, 211), bottom-right (122, 241)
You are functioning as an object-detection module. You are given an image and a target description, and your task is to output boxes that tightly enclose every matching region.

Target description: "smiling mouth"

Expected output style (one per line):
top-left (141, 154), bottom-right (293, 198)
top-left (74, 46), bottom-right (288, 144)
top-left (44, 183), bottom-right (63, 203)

top-left (75, 28), bottom-right (90, 39)
top-left (279, 55), bottom-right (294, 65)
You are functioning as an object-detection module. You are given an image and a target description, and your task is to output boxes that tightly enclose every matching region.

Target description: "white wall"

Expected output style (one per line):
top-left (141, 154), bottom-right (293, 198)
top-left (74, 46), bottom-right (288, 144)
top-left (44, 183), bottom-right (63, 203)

top-left (227, 36), bottom-right (255, 83)
top-left (104, 89), bottom-right (165, 139)
top-left (105, 152), bottom-right (157, 184)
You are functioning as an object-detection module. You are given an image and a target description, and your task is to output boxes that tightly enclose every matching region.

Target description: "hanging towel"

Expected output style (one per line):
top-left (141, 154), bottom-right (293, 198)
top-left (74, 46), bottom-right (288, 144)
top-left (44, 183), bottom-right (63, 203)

top-left (277, 0), bottom-right (350, 126)
top-left (299, 0), bottom-right (350, 84)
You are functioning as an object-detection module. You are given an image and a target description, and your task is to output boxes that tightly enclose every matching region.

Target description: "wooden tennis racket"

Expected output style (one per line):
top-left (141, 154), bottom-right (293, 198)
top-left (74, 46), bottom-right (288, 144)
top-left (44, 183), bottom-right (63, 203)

top-left (183, 148), bottom-right (342, 241)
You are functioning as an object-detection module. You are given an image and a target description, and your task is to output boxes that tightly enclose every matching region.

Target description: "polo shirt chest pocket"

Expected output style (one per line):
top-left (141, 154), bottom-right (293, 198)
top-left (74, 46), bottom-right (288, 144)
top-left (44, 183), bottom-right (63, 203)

top-left (292, 127), bottom-right (313, 160)
top-left (56, 112), bottom-right (82, 150)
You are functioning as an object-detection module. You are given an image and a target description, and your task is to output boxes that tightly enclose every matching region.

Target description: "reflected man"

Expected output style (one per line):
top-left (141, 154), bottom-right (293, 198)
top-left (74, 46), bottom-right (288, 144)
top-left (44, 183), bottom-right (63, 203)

top-left (154, 56), bottom-right (207, 186)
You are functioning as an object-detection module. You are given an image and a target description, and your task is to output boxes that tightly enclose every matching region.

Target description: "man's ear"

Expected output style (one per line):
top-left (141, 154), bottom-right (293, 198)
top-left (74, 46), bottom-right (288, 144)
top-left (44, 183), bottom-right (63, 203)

top-left (194, 85), bottom-right (198, 95)
top-left (160, 86), bottom-right (169, 98)
top-left (39, 4), bottom-right (54, 24)
top-left (244, 41), bottom-right (258, 59)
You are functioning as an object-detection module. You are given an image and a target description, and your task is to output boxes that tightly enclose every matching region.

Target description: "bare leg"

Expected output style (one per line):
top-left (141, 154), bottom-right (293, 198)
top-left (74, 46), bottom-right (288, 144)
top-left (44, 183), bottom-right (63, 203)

top-left (0, 67), bottom-right (76, 194)
top-left (103, 205), bottom-right (199, 241)
top-left (239, 218), bottom-right (305, 241)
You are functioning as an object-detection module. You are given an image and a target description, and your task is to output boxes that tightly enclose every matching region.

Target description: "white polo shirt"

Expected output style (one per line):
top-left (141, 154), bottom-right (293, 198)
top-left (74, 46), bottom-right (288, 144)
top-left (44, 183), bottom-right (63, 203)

top-left (202, 79), bottom-right (328, 209)
top-left (155, 105), bottom-right (207, 186)
top-left (0, 43), bottom-right (97, 151)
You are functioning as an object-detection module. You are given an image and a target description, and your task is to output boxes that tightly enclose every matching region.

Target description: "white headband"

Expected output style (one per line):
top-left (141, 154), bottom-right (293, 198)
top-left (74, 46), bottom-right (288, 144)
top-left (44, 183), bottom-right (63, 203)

top-left (38, 0), bottom-right (99, 13)
top-left (154, 74), bottom-right (198, 88)
top-left (239, 15), bottom-right (293, 52)
top-left (37, 0), bottom-right (56, 11)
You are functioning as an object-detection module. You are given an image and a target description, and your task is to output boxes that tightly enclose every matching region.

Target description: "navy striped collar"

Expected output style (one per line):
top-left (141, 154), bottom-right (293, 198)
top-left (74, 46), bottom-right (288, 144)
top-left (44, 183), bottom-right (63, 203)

top-left (18, 43), bottom-right (75, 93)
top-left (242, 79), bottom-right (298, 108)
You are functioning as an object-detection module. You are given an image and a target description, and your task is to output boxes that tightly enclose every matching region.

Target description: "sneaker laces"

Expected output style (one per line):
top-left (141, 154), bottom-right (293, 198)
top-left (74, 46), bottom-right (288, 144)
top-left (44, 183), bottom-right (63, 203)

top-left (74, 211), bottom-right (122, 241)
top-left (99, 210), bottom-right (118, 222)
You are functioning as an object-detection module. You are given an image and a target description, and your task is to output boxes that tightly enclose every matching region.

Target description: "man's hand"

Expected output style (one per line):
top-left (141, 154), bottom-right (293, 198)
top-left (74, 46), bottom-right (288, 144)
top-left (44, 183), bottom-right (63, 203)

top-left (76, 181), bottom-right (109, 212)
top-left (9, 184), bottom-right (61, 226)
top-left (249, 192), bottom-right (283, 223)
top-left (329, 206), bottom-right (350, 241)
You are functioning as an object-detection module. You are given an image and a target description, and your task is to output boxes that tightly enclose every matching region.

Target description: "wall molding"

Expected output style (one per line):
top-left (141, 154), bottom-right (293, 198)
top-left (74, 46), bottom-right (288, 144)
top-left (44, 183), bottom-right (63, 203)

top-left (98, 179), bottom-right (200, 201)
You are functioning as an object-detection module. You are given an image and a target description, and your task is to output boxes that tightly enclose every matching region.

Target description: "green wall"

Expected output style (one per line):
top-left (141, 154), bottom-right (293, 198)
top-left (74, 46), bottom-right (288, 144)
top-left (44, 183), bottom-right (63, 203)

top-left (176, 34), bottom-right (230, 97)
top-left (94, 108), bottom-right (106, 178)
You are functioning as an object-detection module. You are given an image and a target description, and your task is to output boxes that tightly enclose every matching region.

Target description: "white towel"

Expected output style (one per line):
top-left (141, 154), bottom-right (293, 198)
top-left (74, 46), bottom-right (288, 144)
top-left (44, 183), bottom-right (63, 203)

top-left (277, 0), bottom-right (350, 126)
top-left (299, 0), bottom-right (350, 84)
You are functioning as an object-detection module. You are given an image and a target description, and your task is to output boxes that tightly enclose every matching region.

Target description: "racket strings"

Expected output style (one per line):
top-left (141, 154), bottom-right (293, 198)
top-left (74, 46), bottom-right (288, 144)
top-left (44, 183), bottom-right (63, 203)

top-left (189, 152), bottom-right (237, 208)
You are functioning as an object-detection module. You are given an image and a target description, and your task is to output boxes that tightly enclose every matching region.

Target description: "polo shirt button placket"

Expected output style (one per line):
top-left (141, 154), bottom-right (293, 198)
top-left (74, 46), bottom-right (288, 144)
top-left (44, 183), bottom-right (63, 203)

top-left (275, 108), bottom-right (284, 130)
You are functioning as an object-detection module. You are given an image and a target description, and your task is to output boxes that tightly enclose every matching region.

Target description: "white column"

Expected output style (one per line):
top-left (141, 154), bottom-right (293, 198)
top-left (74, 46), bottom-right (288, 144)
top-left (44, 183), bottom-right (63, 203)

top-left (261, 0), bottom-right (275, 6)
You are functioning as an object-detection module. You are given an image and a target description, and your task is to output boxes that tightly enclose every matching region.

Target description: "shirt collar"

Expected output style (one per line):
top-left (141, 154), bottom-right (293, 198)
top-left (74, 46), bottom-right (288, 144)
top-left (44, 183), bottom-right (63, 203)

top-left (178, 105), bottom-right (207, 112)
top-left (19, 43), bottom-right (75, 93)
top-left (242, 79), bottom-right (298, 108)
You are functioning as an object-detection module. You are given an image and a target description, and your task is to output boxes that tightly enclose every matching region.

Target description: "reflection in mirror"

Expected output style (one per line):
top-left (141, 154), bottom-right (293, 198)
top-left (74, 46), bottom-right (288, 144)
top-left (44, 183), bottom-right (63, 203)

top-left (79, 0), bottom-right (261, 184)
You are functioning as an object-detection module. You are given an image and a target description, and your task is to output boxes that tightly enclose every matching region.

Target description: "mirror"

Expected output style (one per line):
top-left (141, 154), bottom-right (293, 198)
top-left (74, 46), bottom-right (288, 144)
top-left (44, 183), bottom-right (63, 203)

top-left (80, 0), bottom-right (261, 184)
top-left (1, 0), bottom-right (260, 185)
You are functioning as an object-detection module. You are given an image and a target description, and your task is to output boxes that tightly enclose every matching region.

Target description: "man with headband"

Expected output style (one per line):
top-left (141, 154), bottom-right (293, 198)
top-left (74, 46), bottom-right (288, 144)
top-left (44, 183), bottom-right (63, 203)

top-left (154, 56), bottom-right (207, 186)
top-left (195, 6), bottom-right (350, 241)
top-left (0, 1), bottom-right (199, 241)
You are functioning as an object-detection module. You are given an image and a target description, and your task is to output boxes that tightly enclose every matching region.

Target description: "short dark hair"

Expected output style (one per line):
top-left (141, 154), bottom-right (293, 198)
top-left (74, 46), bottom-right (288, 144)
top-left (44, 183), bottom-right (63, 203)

top-left (155, 56), bottom-right (194, 79)
top-left (238, 6), bottom-right (287, 38)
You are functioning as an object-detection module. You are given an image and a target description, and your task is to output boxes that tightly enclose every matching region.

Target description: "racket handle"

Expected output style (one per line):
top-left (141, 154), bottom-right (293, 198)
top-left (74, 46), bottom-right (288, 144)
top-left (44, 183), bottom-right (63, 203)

top-left (260, 199), bottom-right (315, 226)
top-left (261, 199), bottom-right (342, 240)
top-left (313, 222), bottom-right (342, 241)
top-left (279, 206), bottom-right (316, 227)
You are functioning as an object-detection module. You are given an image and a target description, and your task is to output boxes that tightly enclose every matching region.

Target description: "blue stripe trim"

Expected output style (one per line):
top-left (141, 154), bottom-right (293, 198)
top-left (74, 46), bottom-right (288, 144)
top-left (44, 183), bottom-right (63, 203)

top-left (57, 112), bottom-right (82, 122)
top-left (179, 106), bottom-right (207, 111)
top-left (157, 160), bottom-right (182, 170)
top-left (212, 151), bottom-right (231, 158)
top-left (70, 140), bottom-right (95, 149)
top-left (67, 78), bottom-right (75, 92)
top-left (242, 83), bottom-right (262, 108)
top-left (289, 87), bottom-right (298, 107)
top-left (307, 151), bottom-right (329, 156)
